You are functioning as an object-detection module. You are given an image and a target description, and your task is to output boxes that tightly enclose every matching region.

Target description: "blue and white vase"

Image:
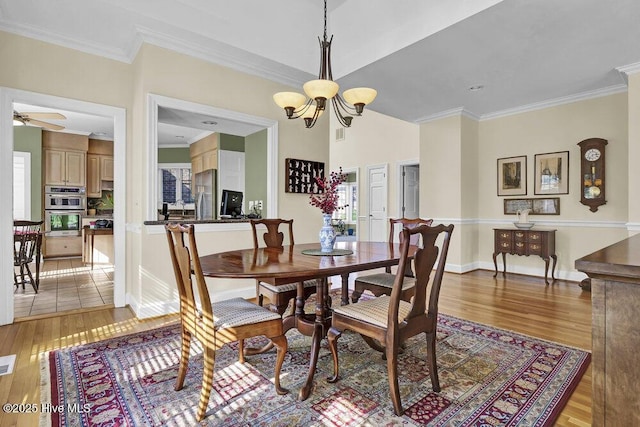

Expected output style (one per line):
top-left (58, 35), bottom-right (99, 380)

top-left (319, 213), bottom-right (337, 253)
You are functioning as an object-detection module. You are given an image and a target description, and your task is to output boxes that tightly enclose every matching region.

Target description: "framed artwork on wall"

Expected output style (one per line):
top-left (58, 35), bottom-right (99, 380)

top-left (285, 158), bottom-right (325, 194)
top-left (497, 155), bottom-right (527, 196)
top-left (503, 197), bottom-right (560, 215)
top-left (534, 151), bottom-right (569, 195)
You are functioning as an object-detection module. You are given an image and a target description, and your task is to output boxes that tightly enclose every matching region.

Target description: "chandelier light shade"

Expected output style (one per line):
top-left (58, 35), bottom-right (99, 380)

top-left (272, 0), bottom-right (377, 128)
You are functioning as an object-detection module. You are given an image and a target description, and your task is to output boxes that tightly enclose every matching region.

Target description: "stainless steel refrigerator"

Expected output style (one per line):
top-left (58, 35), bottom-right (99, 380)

top-left (194, 169), bottom-right (217, 220)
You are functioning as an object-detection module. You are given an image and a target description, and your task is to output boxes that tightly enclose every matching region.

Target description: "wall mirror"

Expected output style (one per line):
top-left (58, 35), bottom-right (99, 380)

top-left (147, 94), bottom-right (278, 222)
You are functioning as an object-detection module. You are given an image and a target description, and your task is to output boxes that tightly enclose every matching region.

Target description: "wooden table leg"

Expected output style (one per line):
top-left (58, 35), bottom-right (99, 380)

top-left (543, 256), bottom-right (550, 284)
top-left (493, 252), bottom-right (499, 278)
top-left (501, 253), bottom-right (507, 276)
top-left (91, 233), bottom-right (95, 270)
top-left (340, 273), bottom-right (349, 305)
top-left (550, 254), bottom-right (557, 281)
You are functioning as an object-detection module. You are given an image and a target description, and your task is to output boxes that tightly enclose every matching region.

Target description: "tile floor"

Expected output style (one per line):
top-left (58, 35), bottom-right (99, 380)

top-left (13, 257), bottom-right (114, 318)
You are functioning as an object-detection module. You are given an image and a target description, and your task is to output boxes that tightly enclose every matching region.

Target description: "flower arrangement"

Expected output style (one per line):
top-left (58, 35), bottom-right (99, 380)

top-left (309, 168), bottom-right (348, 214)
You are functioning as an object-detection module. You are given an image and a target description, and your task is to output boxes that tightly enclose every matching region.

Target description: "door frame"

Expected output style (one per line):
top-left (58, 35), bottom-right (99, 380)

top-left (340, 166), bottom-right (358, 239)
top-left (366, 163), bottom-right (388, 242)
top-left (396, 159), bottom-right (420, 219)
top-left (0, 88), bottom-right (126, 325)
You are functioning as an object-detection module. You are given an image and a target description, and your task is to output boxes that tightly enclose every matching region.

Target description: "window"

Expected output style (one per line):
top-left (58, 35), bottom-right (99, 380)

top-left (13, 151), bottom-right (31, 220)
top-left (333, 183), bottom-right (357, 222)
top-left (158, 163), bottom-right (194, 208)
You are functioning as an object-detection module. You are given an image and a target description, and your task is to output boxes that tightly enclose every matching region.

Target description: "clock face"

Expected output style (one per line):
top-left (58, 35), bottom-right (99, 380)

top-left (585, 148), bottom-right (601, 161)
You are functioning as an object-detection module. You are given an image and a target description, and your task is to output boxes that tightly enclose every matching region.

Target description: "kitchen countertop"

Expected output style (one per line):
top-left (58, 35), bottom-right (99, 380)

top-left (144, 218), bottom-right (250, 225)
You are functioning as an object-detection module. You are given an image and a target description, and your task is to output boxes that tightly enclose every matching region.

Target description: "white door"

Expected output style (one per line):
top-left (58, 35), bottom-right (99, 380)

top-left (367, 165), bottom-right (388, 242)
top-left (402, 165), bottom-right (420, 219)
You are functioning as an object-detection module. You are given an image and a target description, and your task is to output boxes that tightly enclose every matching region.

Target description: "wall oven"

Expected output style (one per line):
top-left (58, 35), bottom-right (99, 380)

top-left (44, 185), bottom-right (86, 210)
top-left (45, 210), bottom-right (83, 237)
top-left (44, 186), bottom-right (86, 237)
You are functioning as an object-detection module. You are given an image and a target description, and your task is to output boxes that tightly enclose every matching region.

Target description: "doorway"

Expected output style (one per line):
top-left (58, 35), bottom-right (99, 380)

top-left (1, 88), bottom-right (126, 325)
top-left (398, 161), bottom-right (420, 219)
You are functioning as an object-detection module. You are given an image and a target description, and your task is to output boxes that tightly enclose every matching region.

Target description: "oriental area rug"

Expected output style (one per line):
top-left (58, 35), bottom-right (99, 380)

top-left (40, 313), bottom-right (589, 426)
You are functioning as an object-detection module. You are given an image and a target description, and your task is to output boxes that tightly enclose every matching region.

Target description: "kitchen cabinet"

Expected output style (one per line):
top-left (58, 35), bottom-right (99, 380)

top-left (44, 235), bottom-right (82, 258)
top-left (101, 156), bottom-right (114, 180)
top-left (575, 234), bottom-right (640, 426)
top-left (190, 134), bottom-right (218, 174)
top-left (87, 154), bottom-right (114, 197)
top-left (44, 149), bottom-right (86, 186)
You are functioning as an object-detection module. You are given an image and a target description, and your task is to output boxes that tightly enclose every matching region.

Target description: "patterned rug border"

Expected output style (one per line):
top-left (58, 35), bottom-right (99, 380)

top-left (39, 312), bottom-right (591, 427)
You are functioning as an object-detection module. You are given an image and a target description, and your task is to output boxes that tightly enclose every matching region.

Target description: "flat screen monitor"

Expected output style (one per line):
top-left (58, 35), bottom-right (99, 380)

top-left (220, 190), bottom-right (243, 218)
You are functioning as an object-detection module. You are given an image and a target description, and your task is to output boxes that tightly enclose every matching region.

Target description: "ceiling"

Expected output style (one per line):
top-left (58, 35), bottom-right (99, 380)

top-left (5, 0), bottom-right (640, 138)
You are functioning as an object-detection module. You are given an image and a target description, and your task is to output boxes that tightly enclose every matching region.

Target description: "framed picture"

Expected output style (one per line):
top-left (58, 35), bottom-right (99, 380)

top-left (534, 151), bottom-right (569, 195)
top-left (285, 158), bottom-right (325, 194)
top-left (504, 197), bottom-right (560, 215)
top-left (532, 197), bottom-right (560, 215)
top-left (504, 198), bottom-right (533, 215)
top-left (497, 156), bottom-right (527, 196)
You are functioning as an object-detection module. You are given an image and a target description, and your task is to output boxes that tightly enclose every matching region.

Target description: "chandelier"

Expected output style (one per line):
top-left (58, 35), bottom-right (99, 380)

top-left (273, 0), bottom-right (377, 128)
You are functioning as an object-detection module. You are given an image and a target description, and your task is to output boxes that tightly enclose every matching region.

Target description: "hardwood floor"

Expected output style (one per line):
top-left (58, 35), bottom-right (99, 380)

top-left (0, 269), bottom-right (591, 426)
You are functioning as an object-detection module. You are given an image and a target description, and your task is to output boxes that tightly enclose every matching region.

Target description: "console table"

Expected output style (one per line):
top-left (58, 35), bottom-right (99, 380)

top-left (492, 228), bottom-right (557, 284)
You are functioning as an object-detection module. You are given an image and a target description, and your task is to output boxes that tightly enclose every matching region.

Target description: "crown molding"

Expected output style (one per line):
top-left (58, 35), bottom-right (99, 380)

top-left (0, 19), bottom-right (309, 89)
top-left (415, 108), bottom-right (480, 124)
top-left (616, 61), bottom-right (640, 76)
top-left (479, 84), bottom-right (628, 121)
top-left (0, 19), bottom-right (132, 63)
top-left (135, 26), bottom-right (308, 89)
top-left (416, 85), bottom-right (629, 124)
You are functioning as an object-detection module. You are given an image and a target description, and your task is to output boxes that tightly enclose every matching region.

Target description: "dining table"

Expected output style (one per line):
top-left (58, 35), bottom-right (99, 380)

top-left (198, 240), bottom-right (417, 401)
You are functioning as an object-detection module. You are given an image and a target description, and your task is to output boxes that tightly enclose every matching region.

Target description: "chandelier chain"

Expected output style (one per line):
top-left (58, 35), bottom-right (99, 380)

top-left (323, 0), bottom-right (328, 42)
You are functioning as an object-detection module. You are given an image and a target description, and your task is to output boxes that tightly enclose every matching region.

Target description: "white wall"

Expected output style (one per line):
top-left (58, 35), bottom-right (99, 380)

top-left (330, 109), bottom-right (420, 241)
top-left (476, 93), bottom-right (629, 280)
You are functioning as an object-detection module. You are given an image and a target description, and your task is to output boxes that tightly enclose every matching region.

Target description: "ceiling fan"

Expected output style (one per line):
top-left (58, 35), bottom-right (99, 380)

top-left (13, 110), bottom-right (66, 131)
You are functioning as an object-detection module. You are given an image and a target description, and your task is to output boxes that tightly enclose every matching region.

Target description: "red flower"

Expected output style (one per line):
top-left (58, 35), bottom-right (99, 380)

top-left (309, 168), bottom-right (348, 214)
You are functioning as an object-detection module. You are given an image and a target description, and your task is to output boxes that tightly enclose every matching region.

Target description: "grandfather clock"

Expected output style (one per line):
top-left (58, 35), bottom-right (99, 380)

top-left (578, 138), bottom-right (607, 212)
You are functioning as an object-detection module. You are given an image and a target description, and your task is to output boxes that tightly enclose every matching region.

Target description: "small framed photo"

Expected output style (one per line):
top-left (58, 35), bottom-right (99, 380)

top-left (534, 151), bottom-right (569, 195)
top-left (504, 198), bottom-right (533, 214)
top-left (532, 197), bottom-right (560, 215)
top-left (497, 156), bottom-right (527, 196)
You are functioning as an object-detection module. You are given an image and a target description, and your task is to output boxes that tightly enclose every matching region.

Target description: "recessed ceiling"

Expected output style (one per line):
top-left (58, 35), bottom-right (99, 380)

top-left (3, 0), bottom-right (640, 124)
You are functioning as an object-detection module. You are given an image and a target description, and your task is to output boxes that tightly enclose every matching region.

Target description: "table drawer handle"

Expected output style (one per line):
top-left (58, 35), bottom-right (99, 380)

top-left (501, 242), bottom-right (510, 248)
top-left (500, 233), bottom-right (509, 238)
top-left (530, 234), bottom-right (540, 240)
top-left (530, 244), bottom-right (540, 250)
top-left (516, 243), bottom-right (524, 248)
top-left (515, 232), bottom-right (524, 238)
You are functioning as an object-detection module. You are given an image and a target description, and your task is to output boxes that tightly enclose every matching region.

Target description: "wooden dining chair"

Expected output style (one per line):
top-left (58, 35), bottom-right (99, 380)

top-left (251, 219), bottom-right (318, 315)
top-left (327, 223), bottom-right (454, 416)
top-left (13, 220), bottom-right (44, 293)
top-left (165, 223), bottom-right (289, 421)
top-left (351, 217), bottom-right (433, 303)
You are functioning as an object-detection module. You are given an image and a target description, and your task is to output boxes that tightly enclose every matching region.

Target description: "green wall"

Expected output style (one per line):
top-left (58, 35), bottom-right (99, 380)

top-left (220, 134), bottom-right (245, 152)
top-left (13, 126), bottom-right (42, 220)
top-left (245, 129), bottom-right (268, 215)
top-left (158, 147), bottom-right (190, 163)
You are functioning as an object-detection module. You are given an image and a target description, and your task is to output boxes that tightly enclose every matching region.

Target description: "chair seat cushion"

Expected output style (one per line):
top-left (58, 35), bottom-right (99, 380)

top-left (332, 295), bottom-right (412, 328)
top-left (212, 297), bottom-right (282, 329)
top-left (259, 279), bottom-right (319, 294)
top-left (354, 273), bottom-right (415, 290)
